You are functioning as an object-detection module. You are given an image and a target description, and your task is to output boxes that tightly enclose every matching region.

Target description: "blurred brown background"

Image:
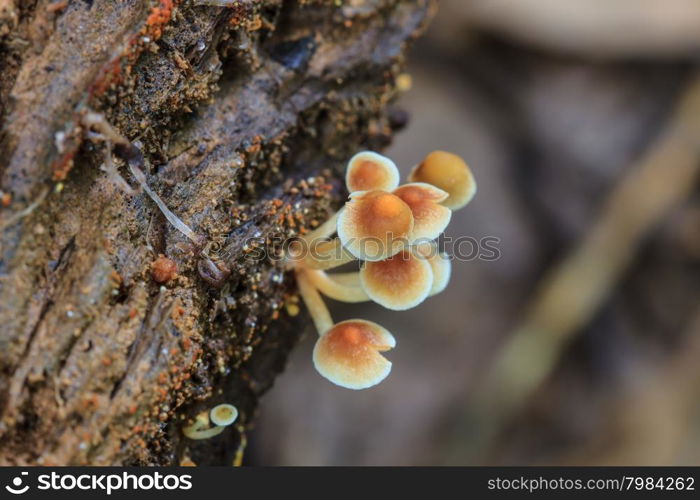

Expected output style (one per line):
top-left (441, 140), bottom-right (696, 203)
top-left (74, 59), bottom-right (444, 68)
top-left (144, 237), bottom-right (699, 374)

top-left (248, 0), bottom-right (700, 465)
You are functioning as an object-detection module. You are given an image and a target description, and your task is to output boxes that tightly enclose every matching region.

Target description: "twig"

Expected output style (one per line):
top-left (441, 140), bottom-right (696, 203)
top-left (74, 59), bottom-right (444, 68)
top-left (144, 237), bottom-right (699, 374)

top-left (82, 111), bottom-right (204, 247)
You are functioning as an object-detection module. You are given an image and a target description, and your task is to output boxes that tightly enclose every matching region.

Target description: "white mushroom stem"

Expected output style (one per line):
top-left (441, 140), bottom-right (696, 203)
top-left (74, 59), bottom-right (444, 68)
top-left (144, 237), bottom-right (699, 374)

top-left (295, 268), bottom-right (333, 335)
top-left (300, 211), bottom-right (339, 243)
top-left (290, 237), bottom-right (356, 271)
top-left (328, 271), bottom-right (361, 287)
top-left (184, 425), bottom-right (226, 440)
top-left (305, 269), bottom-right (370, 303)
top-left (182, 412), bottom-right (227, 440)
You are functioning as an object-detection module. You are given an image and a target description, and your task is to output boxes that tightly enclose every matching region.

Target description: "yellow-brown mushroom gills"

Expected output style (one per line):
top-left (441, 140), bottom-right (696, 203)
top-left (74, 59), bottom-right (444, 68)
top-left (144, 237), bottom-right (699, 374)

top-left (414, 151), bottom-right (467, 188)
top-left (409, 151), bottom-right (476, 210)
top-left (360, 250), bottom-right (433, 310)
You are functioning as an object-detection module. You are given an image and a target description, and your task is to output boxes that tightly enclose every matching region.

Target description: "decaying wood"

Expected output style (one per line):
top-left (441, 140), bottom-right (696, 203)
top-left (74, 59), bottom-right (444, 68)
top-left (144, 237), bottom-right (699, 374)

top-left (246, 5), bottom-right (700, 466)
top-left (0, 0), bottom-right (435, 465)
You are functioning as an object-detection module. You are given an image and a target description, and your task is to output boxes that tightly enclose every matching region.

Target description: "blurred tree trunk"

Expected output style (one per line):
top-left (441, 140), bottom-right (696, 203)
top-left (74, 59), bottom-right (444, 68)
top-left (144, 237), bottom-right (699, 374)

top-left (0, 0), bottom-right (434, 465)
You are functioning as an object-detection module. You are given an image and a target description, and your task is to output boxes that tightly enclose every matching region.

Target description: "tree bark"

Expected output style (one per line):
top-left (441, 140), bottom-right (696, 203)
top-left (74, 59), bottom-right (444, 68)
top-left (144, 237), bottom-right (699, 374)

top-left (0, 0), bottom-right (435, 465)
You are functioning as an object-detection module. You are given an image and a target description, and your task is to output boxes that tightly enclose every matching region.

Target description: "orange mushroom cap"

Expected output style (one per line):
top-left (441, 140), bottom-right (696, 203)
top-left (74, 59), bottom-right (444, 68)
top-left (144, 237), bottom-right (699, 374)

top-left (346, 151), bottom-right (400, 193)
top-left (313, 319), bottom-right (396, 389)
top-left (393, 183), bottom-right (451, 241)
top-left (337, 190), bottom-right (414, 261)
top-left (360, 249), bottom-right (433, 310)
top-left (408, 151), bottom-right (476, 210)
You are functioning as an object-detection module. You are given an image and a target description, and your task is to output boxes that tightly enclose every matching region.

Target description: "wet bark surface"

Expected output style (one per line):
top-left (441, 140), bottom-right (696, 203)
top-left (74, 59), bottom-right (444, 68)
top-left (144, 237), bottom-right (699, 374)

top-left (0, 0), bottom-right (435, 465)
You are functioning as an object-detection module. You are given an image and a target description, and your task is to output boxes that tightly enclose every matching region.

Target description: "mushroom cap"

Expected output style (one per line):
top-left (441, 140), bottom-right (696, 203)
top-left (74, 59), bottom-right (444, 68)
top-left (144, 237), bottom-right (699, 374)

top-left (360, 249), bottom-right (433, 310)
top-left (313, 319), bottom-right (396, 390)
top-left (209, 403), bottom-right (239, 427)
top-left (337, 190), bottom-right (414, 261)
top-left (416, 242), bottom-right (452, 296)
top-left (408, 151), bottom-right (476, 210)
top-left (346, 151), bottom-right (400, 193)
top-left (393, 183), bottom-right (451, 241)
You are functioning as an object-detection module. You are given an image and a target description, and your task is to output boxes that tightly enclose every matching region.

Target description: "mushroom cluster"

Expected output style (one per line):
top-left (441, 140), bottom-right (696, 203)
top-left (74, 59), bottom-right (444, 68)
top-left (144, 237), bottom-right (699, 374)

top-left (182, 403), bottom-right (239, 440)
top-left (292, 150), bottom-right (476, 390)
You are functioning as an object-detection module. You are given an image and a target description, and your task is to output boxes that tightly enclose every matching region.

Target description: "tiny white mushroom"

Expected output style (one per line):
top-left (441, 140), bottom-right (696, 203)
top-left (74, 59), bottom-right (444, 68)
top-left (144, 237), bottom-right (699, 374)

top-left (182, 404), bottom-right (239, 440)
top-left (210, 403), bottom-right (238, 427)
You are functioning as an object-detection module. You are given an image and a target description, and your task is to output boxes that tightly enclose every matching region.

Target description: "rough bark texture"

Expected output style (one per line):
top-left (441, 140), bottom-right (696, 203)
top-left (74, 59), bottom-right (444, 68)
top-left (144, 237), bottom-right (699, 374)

top-left (0, 0), bottom-right (435, 465)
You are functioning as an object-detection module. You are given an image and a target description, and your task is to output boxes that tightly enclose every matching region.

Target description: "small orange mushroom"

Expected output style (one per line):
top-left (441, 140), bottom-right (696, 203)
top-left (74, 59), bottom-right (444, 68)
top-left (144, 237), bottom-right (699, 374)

top-left (408, 151), bottom-right (476, 210)
top-left (296, 269), bottom-right (396, 389)
top-left (360, 249), bottom-right (433, 310)
top-left (304, 269), bottom-right (370, 303)
top-left (313, 319), bottom-right (396, 389)
top-left (288, 234), bottom-right (356, 271)
top-left (346, 151), bottom-right (400, 193)
top-left (338, 190), bottom-right (414, 261)
top-left (182, 412), bottom-right (220, 440)
top-left (393, 183), bottom-right (451, 241)
top-left (295, 268), bottom-right (334, 334)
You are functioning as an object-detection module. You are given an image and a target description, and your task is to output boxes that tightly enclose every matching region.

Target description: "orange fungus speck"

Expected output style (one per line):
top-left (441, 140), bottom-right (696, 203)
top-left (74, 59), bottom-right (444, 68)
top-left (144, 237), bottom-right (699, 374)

top-left (152, 255), bottom-right (177, 283)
